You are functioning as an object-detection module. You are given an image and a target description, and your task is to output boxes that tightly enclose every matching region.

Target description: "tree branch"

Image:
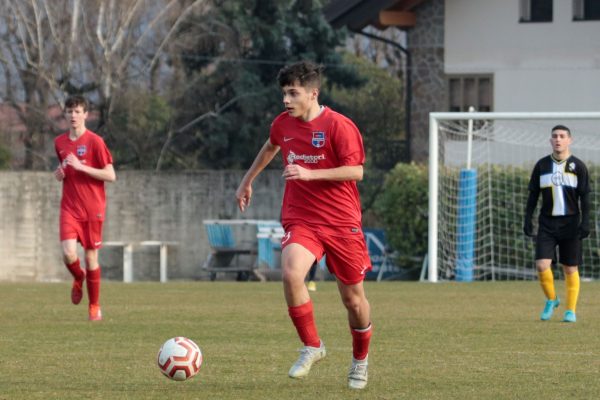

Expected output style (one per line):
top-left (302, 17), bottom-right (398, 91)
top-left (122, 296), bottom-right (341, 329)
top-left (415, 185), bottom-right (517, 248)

top-left (146, 0), bottom-right (207, 74)
top-left (154, 88), bottom-right (272, 171)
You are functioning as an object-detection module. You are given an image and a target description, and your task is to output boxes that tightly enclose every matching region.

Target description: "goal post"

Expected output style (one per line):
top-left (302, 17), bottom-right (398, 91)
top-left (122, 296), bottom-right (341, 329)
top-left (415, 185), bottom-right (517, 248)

top-left (428, 111), bottom-right (600, 283)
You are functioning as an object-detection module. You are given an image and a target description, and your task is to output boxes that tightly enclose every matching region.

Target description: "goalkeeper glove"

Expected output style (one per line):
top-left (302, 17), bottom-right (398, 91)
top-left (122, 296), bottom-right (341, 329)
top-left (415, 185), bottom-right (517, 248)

top-left (578, 224), bottom-right (590, 239)
top-left (523, 217), bottom-right (535, 237)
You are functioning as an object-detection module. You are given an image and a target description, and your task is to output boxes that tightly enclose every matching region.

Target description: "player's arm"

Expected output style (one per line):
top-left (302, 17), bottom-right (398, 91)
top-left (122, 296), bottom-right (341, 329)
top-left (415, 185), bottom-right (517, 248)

top-left (579, 191), bottom-right (590, 239)
top-left (282, 164), bottom-right (363, 182)
top-left (523, 164), bottom-right (540, 237)
top-left (54, 165), bottom-right (65, 181)
top-left (65, 153), bottom-right (116, 182)
top-left (523, 189), bottom-right (539, 237)
top-left (578, 163), bottom-right (591, 239)
top-left (236, 139), bottom-right (280, 212)
top-left (54, 145), bottom-right (65, 181)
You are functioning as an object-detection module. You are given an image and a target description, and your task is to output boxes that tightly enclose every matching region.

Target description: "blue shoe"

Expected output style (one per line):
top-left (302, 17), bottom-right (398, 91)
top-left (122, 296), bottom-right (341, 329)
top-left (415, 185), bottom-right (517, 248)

top-left (540, 297), bottom-right (560, 321)
top-left (562, 310), bottom-right (576, 323)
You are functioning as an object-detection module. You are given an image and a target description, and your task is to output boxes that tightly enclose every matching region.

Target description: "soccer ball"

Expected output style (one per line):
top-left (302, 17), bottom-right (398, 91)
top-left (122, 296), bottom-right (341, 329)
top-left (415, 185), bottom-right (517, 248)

top-left (157, 337), bottom-right (203, 381)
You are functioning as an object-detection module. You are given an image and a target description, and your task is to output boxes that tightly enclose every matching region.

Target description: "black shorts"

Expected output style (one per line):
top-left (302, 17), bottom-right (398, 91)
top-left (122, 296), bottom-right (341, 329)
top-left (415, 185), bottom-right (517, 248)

top-left (535, 214), bottom-right (582, 266)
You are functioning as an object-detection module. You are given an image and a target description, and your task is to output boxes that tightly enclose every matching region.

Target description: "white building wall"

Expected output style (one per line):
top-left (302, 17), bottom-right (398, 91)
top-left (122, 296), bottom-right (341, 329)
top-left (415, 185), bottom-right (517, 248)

top-left (444, 0), bottom-right (600, 112)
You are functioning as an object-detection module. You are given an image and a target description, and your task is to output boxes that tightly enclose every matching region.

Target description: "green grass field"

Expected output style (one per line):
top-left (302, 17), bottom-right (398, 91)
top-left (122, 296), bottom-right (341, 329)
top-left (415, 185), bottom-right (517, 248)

top-left (1, 281), bottom-right (600, 399)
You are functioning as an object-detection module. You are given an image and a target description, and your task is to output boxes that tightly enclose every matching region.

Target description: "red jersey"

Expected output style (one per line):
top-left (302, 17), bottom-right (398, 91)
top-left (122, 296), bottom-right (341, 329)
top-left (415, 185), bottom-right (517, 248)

top-left (270, 107), bottom-right (365, 229)
top-left (54, 130), bottom-right (113, 221)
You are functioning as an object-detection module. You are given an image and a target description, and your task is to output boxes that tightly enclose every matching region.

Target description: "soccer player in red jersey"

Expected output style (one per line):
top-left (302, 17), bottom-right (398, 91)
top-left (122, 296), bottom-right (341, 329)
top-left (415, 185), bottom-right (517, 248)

top-left (236, 61), bottom-right (372, 389)
top-left (54, 95), bottom-right (116, 321)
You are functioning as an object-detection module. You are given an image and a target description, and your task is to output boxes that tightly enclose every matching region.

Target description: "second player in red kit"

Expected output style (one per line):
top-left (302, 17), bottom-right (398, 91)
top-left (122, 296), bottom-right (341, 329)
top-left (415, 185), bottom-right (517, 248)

top-left (54, 95), bottom-right (116, 321)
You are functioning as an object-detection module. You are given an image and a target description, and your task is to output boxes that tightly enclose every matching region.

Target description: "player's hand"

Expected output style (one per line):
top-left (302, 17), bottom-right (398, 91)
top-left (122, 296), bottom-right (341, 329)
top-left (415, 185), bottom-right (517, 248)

top-left (65, 153), bottom-right (84, 171)
top-left (236, 184), bottom-right (252, 212)
top-left (523, 217), bottom-right (535, 237)
top-left (283, 164), bottom-right (312, 181)
top-left (578, 224), bottom-right (590, 239)
top-left (54, 165), bottom-right (65, 181)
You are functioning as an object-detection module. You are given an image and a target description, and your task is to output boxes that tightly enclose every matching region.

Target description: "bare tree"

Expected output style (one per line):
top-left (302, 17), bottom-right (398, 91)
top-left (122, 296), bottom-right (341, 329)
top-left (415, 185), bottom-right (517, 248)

top-left (0, 0), bottom-right (209, 169)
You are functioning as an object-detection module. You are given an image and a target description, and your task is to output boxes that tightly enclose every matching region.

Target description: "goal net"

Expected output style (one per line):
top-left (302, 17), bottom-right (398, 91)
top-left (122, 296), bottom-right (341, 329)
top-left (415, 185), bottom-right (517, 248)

top-left (428, 112), bottom-right (600, 282)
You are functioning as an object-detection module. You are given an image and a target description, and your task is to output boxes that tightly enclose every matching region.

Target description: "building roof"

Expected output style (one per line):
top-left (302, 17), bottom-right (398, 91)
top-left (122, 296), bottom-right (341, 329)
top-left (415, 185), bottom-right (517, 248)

top-left (324, 0), bottom-right (426, 30)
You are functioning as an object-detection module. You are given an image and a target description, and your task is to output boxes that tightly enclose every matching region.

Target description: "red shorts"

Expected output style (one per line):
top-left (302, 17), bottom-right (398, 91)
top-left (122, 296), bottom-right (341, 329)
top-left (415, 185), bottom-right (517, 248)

top-left (60, 213), bottom-right (104, 250)
top-left (281, 224), bottom-right (372, 285)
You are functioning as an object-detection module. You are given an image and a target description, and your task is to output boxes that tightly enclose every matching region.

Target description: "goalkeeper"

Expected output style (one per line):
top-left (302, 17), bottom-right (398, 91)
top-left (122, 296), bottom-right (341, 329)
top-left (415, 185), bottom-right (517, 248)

top-left (523, 125), bottom-right (590, 323)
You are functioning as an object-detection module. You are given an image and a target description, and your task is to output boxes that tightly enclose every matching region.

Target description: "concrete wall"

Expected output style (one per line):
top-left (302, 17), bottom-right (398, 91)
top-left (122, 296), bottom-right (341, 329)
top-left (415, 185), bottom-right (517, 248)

top-left (445, 0), bottom-right (600, 112)
top-left (0, 171), bottom-right (284, 282)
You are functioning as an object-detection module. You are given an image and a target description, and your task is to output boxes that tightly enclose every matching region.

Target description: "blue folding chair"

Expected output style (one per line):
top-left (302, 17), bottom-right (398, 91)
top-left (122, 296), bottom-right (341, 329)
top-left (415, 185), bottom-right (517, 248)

top-left (202, 222), bottom-right (257, 281)
top-left (205, 224), bottom-right (235, 248)
top-left (363, 228), bottom-right (396, 281)
top-left (256, 222), bottom-right (328, 270)
top-left (257, 221), bottom-right (284, 269)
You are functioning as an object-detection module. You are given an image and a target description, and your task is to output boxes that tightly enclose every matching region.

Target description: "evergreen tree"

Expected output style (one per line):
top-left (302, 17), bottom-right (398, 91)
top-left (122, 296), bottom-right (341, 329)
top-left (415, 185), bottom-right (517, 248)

top-left (166, 0), bottom-right (362, 169)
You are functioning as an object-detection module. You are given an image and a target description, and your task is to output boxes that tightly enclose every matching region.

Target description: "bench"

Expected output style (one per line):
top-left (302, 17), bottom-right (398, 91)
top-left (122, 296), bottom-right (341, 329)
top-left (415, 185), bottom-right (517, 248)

top-left (104, 241), bottom-right (134, 283)
top-left (103, 241), bottom-right (178, 283)
top-left (140, 241), bottom-right (179, 283)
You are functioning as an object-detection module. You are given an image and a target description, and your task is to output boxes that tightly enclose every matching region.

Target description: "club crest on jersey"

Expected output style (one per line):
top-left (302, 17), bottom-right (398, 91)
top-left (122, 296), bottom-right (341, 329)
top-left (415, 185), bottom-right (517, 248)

top-left (569, 162), bottom-right (576, 172)
top-left (77, 145), bottom-right (87, 157)
top-left (312, 131), bottom-right (325, 148)
top-left (551, 171), bottom-right (565, 186)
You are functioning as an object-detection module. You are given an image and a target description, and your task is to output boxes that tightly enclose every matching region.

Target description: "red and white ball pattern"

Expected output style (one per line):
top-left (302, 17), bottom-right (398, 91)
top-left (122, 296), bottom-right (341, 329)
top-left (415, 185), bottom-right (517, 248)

top-left (157, 337), bottom-right (203, 381)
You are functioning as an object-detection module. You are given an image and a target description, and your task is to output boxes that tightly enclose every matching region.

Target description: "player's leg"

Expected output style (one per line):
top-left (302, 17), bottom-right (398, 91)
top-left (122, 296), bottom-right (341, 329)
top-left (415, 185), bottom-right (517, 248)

top-left (324, 230), bottom-right (372, 389)
top-left (84, 248), bottom-right (102, 321)
top-left (562, 265), bottom-right (579, 322)
top-left (282, 243), bottom-right (316, 307)
top-left (281, 226), bottom-right (326, 378)
top-left (61, 238), bottom-right (86, 305)
top-left (283, 243), bottom-right (325, 378)
top-left (558, 235), bottom-right (582, 323)
top-left (337, 280), bottom-right (371, 389)
top-left (61, 238), bottom-right (78, 266)
top-left (60, 214), bottom-right (87, 305)
top-left (537, 259), bottom-right (560, 320)
top-left (83, 221), bottom-right (104, 321)
top-left (535, 226), bottom-right (560, 320)
top-left (307, 262), bottom-right (317, 292)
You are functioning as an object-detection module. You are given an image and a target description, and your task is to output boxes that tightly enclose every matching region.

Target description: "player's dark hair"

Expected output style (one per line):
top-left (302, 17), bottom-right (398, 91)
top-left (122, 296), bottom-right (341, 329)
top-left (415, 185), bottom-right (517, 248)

top-left (277, 60), bottom-right (323, 89)
top-left (64, 95), bottom-right (89, 112)
top-left (552, 124), bottom-right (571, 137)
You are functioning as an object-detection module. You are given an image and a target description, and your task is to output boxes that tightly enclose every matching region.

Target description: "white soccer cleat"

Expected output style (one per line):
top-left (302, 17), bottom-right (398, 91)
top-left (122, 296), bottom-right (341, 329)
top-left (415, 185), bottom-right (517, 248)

top-left (288, 341), bottom-right (326, 378)
top-left (348, 357), bottom-right (368, 389)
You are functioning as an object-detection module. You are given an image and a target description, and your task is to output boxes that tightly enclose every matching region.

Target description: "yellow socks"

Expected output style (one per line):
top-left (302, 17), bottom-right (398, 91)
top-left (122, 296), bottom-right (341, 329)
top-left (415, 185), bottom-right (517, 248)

top-left (565, 270), bottom-right (580, 312)
top-left (538, 268), bottom-right (556, 301)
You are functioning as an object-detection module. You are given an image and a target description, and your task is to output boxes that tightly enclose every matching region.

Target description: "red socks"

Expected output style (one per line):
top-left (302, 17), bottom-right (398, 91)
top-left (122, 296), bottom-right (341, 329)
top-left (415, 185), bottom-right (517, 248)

top-left (289, 301), bottom-right (372, 359)
top-left (65, 260), bottom-right (101, 306)
top-left (351, 324), bottom-right (372, 361)
top-left (66, 259), bottom-right (85, 281)
top-left (86, 267), bottom-right (101, 305)
top-left (288, 300), bottom-right (321, 348)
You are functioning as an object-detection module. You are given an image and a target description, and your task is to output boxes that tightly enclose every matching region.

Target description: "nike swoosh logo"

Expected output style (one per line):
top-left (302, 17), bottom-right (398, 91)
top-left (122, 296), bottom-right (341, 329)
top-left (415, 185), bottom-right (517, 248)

top-left (284, 137), bottom-right (294, 142)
